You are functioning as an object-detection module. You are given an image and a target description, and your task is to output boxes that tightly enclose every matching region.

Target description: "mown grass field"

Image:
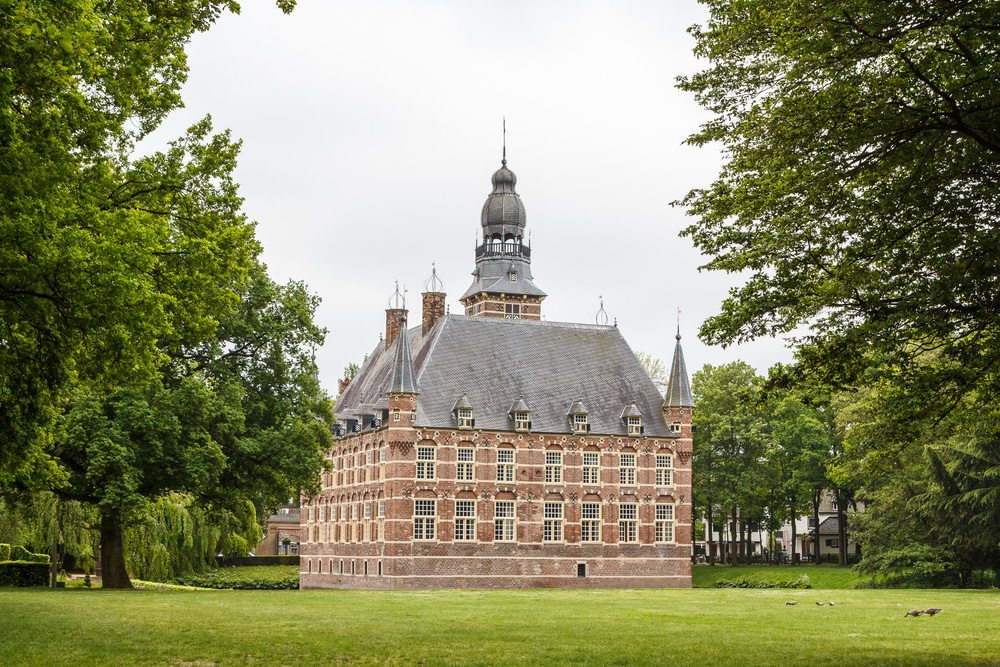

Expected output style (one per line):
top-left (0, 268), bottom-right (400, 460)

top-left (2, 585), bottom-right (998, 666)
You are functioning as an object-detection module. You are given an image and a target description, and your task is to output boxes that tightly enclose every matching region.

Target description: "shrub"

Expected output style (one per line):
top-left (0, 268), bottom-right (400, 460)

top-left (0, 562), bottom-right (49, 587)
top-left (0, 544), bottom-right (10, 561)
top-left (173, 575), bottom-right (299, 590)
top-left (715, 575), bottom-right (812, 589)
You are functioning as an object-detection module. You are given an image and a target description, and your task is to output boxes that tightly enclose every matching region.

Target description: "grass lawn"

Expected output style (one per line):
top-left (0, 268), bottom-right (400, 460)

top-left (2, 587), bottom-right (998, 666)
top-left (692, 562), bottom-right (862, 589)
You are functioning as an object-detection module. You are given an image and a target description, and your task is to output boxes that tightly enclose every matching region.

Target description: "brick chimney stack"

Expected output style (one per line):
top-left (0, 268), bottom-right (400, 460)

top-left (385, 282), bottom-right (407, 347)
top-left (421, 264), bottom-right (447, 336)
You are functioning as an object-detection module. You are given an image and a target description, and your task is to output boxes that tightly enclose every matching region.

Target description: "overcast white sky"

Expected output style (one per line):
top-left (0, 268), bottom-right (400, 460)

top-left (145, 0), bottom-right (795, 395)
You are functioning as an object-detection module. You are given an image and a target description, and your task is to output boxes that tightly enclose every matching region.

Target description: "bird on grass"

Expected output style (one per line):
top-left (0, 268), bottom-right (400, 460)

top-left (786, 601), bottom-right (798, 606)
top-left (924, 608), bottom-right (942, 616)
top-left (828, 602), bottom-right (836, 606)
top-left (816, 602), bottom-right (825, 606)
top-left (905, 609), bottom-right (924, 617)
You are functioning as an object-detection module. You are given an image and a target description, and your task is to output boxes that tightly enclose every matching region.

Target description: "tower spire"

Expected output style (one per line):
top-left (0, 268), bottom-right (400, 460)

top-left (502, 116), bottom-right (507, 166)
top-left (664, 317), bottom-right (694, 408)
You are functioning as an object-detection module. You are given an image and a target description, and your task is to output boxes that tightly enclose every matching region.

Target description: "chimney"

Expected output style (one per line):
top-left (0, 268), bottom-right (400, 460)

top-left (421, 264), bottom-right (447, 336)
top-left (385, 282), bottom-right (407, 347)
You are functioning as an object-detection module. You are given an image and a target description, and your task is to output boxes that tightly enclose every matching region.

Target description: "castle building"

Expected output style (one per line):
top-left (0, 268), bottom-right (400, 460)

top-left (300, 153), bottom-right (694, 589)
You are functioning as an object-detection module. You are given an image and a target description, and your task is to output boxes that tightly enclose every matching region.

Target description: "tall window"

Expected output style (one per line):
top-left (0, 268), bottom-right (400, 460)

top-left (545, 451), bottom-right (563, 484)
top-left (494, 500), bottom-right (515, 541)
top-left (543, 502), bottom-right (564, 542)
top-left (457, 408), bottom-right (474, 428)
top-left (619, 453), bottom-right (636, 486)
top-left (573, 413), bottom-right (589, 433)
top-left (583, 452), bottom-right (600, 485)
top-left (627, 416), bottom-right (642, 435)
top-left (656, 455), bottom-right (673, 486)
top-left (581, 502), bottom-right (602, 542)
top-left (619, 503), bottom-right (638, 543)
top-left (377, 499), bottom-right (385, 541)
top-left (455, 500), bottom-right (476, 541)
top-left (497, 449), bottom-right (515, 482)
top-left (655, 504), bottom-right (674, 543)
top-left (413, 499), bottom-right (436, 540)
top-left (416, 446), bottom-right (436, 480)
top-left (456, 448), bottom-right (475, 481)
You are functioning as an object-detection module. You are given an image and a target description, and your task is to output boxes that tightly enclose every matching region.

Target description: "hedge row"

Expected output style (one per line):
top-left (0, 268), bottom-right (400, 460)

top-left (218, 555), bottom-right (299, 567)
top-left (0, 544), bottom-right (50, 565)
top-left (0, 562), bottom-right (49, 587)
top-left (174, 576), bottom-right (299, 590)
top-left (715, 575), bottom-right (812, 589)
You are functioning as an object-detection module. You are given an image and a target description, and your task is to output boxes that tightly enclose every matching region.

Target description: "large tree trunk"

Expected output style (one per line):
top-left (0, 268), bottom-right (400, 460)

top-left (837, 489), bottom-right (848, 566)
top-left (812, 491), bottom-right (822, 565)
top-left (707, 498), bottom-right (716, 566)
top-left (100, 509), bottom-right (133, 589)
top-left (789, 495), bottom-right (798, 566)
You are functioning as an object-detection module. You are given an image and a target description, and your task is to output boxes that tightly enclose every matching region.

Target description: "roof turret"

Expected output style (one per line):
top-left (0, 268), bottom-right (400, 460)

top-left (664, 327), bottom-right (694, 408)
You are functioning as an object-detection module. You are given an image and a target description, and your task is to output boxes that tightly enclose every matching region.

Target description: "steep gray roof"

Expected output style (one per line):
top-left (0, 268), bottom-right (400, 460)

top-left (335, 315), bottom-right (671, 436)
top-left (388, 318), bottom-right (417, 394)
top-left (664, 330), bottom-right (694, 408)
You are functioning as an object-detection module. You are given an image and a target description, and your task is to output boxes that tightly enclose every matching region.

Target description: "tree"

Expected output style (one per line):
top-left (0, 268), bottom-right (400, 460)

top-left (54, 268), bottom-right (330, 588)
top-left (635, 352), bottom-right (669, 396)
top-left (678, 2), bottom-right (1000, 425)
top-left (1, 0), bottom-right (296, 490)
top-left (692, 361), bottom-right (769, 564)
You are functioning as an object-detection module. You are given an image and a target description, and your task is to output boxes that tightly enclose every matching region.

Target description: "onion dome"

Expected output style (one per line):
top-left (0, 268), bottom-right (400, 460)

top-left (481, 158), bottom-right (527, 232)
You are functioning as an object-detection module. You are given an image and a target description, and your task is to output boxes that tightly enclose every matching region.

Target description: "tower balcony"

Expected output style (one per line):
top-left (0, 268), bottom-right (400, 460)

top-left (475, 242), bottom-right (531, 261)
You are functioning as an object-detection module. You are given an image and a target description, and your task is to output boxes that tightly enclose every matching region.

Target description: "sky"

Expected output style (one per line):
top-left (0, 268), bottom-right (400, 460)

top-left (144, 0), bottom-right (796, 395)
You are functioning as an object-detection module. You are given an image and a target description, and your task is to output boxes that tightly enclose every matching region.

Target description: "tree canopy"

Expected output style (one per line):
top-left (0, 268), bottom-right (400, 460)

top-left (678, 1), bottom-right (1000, 410)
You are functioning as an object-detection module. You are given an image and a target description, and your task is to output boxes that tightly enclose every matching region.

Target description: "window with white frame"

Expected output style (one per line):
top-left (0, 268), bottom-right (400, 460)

top-left (497, 449), bottom-right (515, 482)
top-left (670, 422), bottom-right (681, 434)
top-left (543, 502), bottom-right (564, 542)
top-left (573, 413), bottom-right (589, 433)
top-left (456, 448), bottom-right (475, 481)
top-left (377, 499), bottom-right (385, 541)
top-left (455, 500), bottom-right (476, 541)
top-left (457, 408), bottom-right (474, 428)
top-left (494, 500), bottom-right (515, 541)
top-left (504, 303), bottom-right (520, 319)
top-left (416, 446), bottom-right (436, 480)
top-left (545, 451), bottom-right (563, 484)
top-left (619, 503), bottom-right (638, 543)
top-left (514, 411), bottom-right (530, 431)
top-left (627, 415), bottom-right (642, 435)
top-left (581, 502), bottom-right (601, 542)
top-left (583, 452), bottom-right (600, 485)
top-left (413, 499), bottom-right (436, 540)
top-left (318, 505), bottom-right (325, 522)
top-left (656, 454), bottom-right (673, 486)
top-left (619, 453), bottom-right (636, 486)
top-left (655, 504), bottom-right (674, 543)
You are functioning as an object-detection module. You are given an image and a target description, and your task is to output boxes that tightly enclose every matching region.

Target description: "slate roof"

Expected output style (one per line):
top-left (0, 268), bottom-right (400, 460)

top-left (665, 331), bottom-right (694, 408)
top-left (818, 516), bottom-right (846, 535)
top-left (336, 314), bottom-right (673, 437)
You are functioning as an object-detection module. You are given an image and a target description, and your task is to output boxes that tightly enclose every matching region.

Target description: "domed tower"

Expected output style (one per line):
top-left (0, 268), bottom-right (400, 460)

top-left (459, 151), bottom-right (546, 320)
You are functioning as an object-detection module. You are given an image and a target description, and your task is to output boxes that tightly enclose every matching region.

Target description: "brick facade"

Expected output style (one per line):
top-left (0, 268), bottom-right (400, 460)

top-left (300, 410), bottom-right (692, 589)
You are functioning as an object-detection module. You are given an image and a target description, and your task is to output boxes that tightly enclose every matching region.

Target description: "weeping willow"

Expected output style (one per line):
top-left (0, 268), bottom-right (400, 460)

top-left (123, 493), bottom-right (261, 581)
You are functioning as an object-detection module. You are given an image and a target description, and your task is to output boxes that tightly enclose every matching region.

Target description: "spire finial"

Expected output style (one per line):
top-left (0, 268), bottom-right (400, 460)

top-left (502, 116), bottom-right (507, 166)
top-left (595, 295), bottom-right (609, 326)
top-left (676, 307), bottom-right (682, 340)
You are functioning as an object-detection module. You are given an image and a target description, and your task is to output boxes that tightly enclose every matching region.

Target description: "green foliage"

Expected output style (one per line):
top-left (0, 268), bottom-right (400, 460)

top-left (715, 575), bottom-right (811, 589)
top-left (0, 562), bottom-right (48, 586)
top-left (0, 544), bottom-right (8, 561)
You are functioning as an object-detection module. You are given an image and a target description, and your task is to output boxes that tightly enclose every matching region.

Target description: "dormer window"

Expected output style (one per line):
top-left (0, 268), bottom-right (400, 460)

top-left (509, 397), bottom-right (531, 432)
top-left (568, 400), bottom-right (590, 434)
top-left (621, 403), bottom-right (644, 436)
top-left (514, 412), bottom-right (530, 431)
top-left (453, 395), bottom-right (475, 429)
top-left (509, 271), bottom-right (518, 283)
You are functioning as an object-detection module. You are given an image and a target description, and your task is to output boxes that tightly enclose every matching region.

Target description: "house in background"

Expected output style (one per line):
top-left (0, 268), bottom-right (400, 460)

top-left (257, 506), bottom-right (300, 555)
top-left (299, 153), bottom-right (694, 589)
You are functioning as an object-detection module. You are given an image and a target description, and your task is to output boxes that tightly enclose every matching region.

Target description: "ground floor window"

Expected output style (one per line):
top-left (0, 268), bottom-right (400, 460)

top-left (414, 499), bottom-right (437, 540)
top-left (495, 501), bottom-right (515, 541)
top-left (544, 502), bottom-right (564, 542)
top-left (655, 504), bottom-right (674, 543)
top-left (581, 502), bottom-right (601, 542)
top-left (619, 504), bottom-right (638, 543)
top-left (455, 500), bottom-right (476, 541)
